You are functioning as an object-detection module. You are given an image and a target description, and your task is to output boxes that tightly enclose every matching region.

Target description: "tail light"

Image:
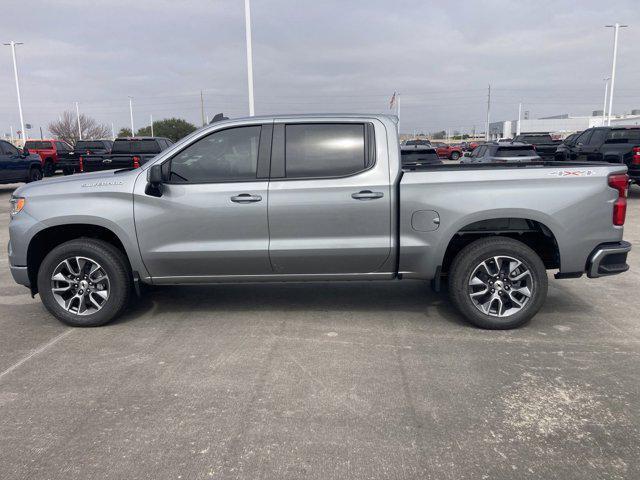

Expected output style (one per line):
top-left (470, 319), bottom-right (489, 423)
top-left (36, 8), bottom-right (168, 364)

top-left (132, 156), bottom-right (140, 168)
top-left (79, 156), bottom-right (84, 172)
top-left (608, 173), bottom-right (629, 226)
top-left (632, 147), bottom-right (640, 165)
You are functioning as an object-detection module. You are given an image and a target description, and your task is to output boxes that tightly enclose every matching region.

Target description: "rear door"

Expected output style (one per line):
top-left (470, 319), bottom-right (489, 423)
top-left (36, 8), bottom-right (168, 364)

top-left (134, 123), bottom-right (273, 279)
top-left (267, 120), bottom-right (392, 275)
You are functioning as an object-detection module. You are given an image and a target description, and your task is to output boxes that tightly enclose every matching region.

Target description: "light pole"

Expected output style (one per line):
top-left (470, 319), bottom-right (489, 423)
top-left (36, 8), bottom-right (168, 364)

top-left (4, 41), bottom-right (26, 145)
top-left (602, 77), bottom-right (610, 126)
top-left (128, 96), bottom-right (134, 135)
top-left (244, 0), bottom-right (255, 116)
top-left (517, 102), bottom-right (522, 136)
top-left (75, 102), bottom-right (82, 140)
top-left (150, 114), bottom-right (154, 137)
top-left (605, 23), bottom-right (628, 125)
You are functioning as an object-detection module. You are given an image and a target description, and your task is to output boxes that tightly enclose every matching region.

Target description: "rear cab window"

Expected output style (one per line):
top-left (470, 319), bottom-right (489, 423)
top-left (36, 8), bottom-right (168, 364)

top-left (112, 139), bottom-right (162, 154)
top-left (25, 141), bottom-right (52, 150)
top-left (495, 146), bottom-right (538, 157)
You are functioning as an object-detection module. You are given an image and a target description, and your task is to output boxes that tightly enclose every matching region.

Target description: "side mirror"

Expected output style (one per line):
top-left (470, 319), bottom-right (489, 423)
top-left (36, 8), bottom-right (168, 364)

top-left (146, 164), bottom-right (164, 197)
top-left (22, 147), bottom-right (30, 156)
top-left (148, 164), bottom-right (163, 184)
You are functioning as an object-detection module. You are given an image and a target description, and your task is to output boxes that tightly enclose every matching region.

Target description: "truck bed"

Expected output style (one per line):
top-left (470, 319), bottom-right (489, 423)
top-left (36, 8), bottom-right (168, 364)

top-left (398, 161), bottom-right (626, 280)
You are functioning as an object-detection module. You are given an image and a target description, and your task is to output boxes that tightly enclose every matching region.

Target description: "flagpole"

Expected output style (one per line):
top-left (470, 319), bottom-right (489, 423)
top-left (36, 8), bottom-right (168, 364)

top-left (397, 93), bottom-right (401, 135)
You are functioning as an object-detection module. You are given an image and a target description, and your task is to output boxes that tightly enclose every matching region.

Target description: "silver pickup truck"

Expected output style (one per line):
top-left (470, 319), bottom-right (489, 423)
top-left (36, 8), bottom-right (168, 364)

top-left (8, 114), bottom-right (631, 329)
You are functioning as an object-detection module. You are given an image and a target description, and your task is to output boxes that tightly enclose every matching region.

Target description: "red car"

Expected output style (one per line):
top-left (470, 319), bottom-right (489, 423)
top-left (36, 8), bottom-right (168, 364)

top-left (23, 139), bottom-right (75, 176)
top-left (431, 142), bottom-right (463, 160)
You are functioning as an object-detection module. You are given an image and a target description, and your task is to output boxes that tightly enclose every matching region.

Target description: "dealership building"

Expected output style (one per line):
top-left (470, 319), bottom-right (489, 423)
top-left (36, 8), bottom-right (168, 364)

top-left (489, 110), bottom-right (640, 140)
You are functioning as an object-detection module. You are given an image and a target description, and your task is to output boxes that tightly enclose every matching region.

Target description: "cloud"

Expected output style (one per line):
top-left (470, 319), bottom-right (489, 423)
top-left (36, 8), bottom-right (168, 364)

top-left (1, 0), bottom-right (639, 137)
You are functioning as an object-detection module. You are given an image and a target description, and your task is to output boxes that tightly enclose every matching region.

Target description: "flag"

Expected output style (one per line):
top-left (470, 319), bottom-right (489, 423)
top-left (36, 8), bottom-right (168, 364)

top-left (389, 92), bottom-right (397, 110)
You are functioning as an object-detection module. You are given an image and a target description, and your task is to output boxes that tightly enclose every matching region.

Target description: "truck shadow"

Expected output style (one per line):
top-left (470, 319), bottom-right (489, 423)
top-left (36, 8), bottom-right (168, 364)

top-left (116, 279), bottom-right (595, 329)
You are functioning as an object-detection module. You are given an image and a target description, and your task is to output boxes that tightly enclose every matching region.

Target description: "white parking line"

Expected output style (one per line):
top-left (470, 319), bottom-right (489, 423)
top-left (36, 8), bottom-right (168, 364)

top-left (0, 329), bottom-right (74, 381)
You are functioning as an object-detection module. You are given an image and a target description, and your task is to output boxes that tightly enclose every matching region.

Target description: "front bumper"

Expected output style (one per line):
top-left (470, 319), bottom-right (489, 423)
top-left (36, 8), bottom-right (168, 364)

top-left (587, 241), bottom-right (631, 278)
top-left (9, 264), bottom-right (30, 287)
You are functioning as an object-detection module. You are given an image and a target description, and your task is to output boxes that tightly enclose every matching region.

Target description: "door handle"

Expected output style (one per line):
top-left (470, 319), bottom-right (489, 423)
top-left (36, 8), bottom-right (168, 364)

top-left (351, 190), bottom-right (384, 200)
top-left (230, 193), bottom-right (262, 203)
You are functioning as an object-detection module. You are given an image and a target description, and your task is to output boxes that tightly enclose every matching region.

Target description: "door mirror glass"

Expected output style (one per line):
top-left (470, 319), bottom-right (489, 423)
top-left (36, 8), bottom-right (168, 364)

top-left (148, 164), bottom-right (163, 184)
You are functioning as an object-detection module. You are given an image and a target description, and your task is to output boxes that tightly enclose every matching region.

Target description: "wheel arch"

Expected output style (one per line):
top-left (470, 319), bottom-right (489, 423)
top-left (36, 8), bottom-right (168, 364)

top-left (439, 216), bottom-right (561, 275)
top-left (26, 223), bottom-right (134, 295)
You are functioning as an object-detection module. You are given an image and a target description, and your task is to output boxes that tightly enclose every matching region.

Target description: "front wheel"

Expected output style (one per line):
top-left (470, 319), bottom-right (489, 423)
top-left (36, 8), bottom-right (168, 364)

top-left (448, 237), bottom-right (548, 329)
top-left (450, 151), bottom-right (460, 161)
top-left (37, 239), bottom-right (132, 327)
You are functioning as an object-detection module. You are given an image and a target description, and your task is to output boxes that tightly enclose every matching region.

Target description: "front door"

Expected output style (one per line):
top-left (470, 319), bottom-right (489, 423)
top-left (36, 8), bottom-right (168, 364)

top-left (133, 123), bottom-right (273, 280)
top-left (267, 121), bottom-right (392, 275)
top-left (0, 141), bottom-right (27, 181)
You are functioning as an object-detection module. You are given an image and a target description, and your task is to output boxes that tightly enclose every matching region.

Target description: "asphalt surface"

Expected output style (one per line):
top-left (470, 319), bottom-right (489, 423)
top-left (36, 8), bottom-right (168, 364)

top-left (1, 181), bottom-right (639, 480)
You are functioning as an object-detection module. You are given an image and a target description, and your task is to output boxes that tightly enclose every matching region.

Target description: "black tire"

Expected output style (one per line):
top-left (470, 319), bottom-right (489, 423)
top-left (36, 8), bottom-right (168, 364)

top-left (26, 167), bottom-right (43, 183)
top-left (450, 151), bottom-right (460, 161)
top-left (43, 160), bottom-right (55, 177)
top-left (448, 237), bottom-right (548, 329)
top-left (37, 239), bottom-right (132, 327)
top-left (62, 167), bottom-right (74, 176)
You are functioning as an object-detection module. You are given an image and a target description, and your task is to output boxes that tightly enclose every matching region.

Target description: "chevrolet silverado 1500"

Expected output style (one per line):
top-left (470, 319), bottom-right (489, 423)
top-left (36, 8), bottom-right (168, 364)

top-left (8, 114), bottom-right (631, 329)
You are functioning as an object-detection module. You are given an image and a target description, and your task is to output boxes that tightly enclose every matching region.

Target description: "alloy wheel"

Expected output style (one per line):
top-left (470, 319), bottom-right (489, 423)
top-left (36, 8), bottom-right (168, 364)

top-left (50, 256), bottom-right (110, 316)
top-left (467, 255), bottom-right (533, 317)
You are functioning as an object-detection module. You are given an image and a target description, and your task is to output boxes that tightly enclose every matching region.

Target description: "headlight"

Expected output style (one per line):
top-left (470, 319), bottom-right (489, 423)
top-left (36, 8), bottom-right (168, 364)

top-left (10, 197), bottom-right (25, 216)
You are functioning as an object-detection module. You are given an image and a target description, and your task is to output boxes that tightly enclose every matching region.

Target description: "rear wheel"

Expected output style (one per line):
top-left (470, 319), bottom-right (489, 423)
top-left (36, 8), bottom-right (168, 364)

top-left (37, 239), bottom-right (132, 327)
top-left (450, 151), bottom-right (460, 161)
top-left (448, 237), bottom-right (548, 329)
top-left (26, 167), bottom-right (42, 183)
top-left (43, 160), bottom-right (55, 177)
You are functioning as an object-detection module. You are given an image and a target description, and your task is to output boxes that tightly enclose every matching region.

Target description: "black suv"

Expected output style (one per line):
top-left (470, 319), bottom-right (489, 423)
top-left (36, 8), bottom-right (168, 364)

top-left (555, 127), bottom-right (640, 184)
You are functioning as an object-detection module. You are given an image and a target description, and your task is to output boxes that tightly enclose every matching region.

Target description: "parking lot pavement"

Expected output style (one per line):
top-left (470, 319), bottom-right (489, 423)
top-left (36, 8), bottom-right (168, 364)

top-left (0, 183), bottom-right (639, 480)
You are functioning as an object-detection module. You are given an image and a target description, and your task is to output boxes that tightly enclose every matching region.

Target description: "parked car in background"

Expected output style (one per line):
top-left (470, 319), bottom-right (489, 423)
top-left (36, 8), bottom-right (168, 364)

top-left (400, 145), bottom-right (442, 168)
top-left (404, 139), bottom-right (431, 146)
top-left (432, 142), bottom-right (463, 160)
top-left (461, 142), bottom-right (541, 164)
top-left (57, 140), bottom-right (114, 175)
top-left (0, 140), bottom-right (43, 184)
top-left (80, 137), bottom-right (173, 173)
top-left (555, 126), bottom-right (640, 184)
top-left (554, 132), bottom-right (582, 161)
top-left (24, 139), bottom-right (75, 176)
top-left (512, 134), bottom-right (561, 160)
top-left (8, 114), bottom-right (631, 331)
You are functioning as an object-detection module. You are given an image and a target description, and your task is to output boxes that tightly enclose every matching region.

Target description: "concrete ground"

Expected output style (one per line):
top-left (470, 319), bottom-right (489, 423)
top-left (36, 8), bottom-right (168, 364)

top-left (0, 182), bottom-right (639, 480)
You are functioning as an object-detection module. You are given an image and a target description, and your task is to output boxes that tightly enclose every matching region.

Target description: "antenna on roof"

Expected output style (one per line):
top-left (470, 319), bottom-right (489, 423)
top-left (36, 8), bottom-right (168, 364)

top-left (209, 113), bottom-right (229, 124)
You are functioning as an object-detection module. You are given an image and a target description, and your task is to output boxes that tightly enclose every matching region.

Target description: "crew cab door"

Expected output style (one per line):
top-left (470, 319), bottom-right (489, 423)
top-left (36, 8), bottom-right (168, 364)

top-left (133, 123), bottom-right (273, 280)
top-left (267, 120), bottom-right (392, 275)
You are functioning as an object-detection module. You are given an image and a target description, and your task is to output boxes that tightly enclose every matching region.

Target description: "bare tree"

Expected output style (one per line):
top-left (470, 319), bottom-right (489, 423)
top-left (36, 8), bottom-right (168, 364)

top-left (48, 111), bottom-right (110, 145)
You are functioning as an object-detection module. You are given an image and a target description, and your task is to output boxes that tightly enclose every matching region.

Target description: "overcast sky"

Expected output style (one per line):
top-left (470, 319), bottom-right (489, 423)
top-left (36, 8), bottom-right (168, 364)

top-left (2, 0), bottom-right (639, 137)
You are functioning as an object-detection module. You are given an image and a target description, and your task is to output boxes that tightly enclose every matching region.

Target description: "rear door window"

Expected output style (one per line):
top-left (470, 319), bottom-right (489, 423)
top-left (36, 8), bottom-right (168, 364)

top-left (284, 123), bottom-right (369, 178)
